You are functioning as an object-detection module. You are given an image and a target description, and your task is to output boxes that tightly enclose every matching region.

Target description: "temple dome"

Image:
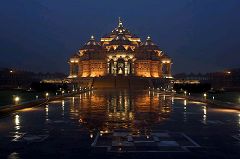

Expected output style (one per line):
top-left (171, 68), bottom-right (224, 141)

top-left (81, 36), bottom-right (102, 50)
top-left (103, 18), bottom-right (139, 39)
top-left (139, 36), bottom-right (159, 50)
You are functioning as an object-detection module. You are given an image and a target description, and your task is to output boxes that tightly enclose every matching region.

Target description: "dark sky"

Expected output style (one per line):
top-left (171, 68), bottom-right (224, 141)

top-left (0, 0), bottom-right (240, 74)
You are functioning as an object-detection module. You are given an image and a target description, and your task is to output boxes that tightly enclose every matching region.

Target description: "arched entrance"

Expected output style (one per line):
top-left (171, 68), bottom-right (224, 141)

top-left (117, 58), bottom-right (125, 75)
top-left (107, 57), bottom-right (134, 76)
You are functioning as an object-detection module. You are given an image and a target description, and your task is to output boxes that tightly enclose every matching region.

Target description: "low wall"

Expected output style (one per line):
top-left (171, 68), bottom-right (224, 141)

top-left (174, 93), bottom-right (240, 111)
top-left (0, 89), bottom-right (91, 115)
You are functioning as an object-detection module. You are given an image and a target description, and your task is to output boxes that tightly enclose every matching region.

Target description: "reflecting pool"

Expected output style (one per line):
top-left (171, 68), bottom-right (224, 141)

top-left (0, 90), bottom-right (239, 159)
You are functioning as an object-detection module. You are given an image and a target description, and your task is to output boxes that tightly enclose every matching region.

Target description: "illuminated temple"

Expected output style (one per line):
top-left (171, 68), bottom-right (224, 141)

top-left (68, 18), bottom-right (172, 78)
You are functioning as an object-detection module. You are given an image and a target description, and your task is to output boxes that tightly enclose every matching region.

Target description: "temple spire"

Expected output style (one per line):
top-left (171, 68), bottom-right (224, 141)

top-left (118, 17), bottom-right (123, 27)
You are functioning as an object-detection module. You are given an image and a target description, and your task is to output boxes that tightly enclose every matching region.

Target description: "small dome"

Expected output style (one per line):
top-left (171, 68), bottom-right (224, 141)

top-left (139, 36), bottom-right (159, 50)
top-left (82, 35), bottom-right (102, 50)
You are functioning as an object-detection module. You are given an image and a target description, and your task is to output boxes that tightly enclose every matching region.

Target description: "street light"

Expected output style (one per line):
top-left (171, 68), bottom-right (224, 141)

top-left (184, 91), bottom-right (187, 96)
top-left (203, 93), bottom-right (207, 99)
top-left (45, 93), bottom-right (49, 98)
top-left (14, 96), bottom-right (20, 104)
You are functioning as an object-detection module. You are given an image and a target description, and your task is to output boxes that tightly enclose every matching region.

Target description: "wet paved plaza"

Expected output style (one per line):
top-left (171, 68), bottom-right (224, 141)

top-left (0, 90), bottom-right (240, 159)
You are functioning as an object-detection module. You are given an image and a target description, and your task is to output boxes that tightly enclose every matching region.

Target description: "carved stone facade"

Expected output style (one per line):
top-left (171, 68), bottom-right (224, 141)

top-left (68, 18), bottom-right (172, 78)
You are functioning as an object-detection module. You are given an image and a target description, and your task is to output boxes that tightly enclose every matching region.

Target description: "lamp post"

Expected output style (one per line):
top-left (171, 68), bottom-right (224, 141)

top-left (45, 93), bottom-right (49, 98)
top-left (14, 96), bottom-right (20, 105)
top-left (203, 93), bottom-right (207, 99)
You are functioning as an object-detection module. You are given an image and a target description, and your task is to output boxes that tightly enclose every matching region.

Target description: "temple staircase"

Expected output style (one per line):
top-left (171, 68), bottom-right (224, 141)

top-left (92, 76), bottom-right (153, 90)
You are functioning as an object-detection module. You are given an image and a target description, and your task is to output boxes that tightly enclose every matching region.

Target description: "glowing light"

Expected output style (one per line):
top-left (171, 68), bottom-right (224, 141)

top-left (203, 93), bottom-right (207, 98)
top-left (238, 113), bottom-right (240, 126)
top-left (15, 114), bottom-right (20, 130)
top-left (171, 97), bottom-right (174, 104)
top-left (14, 96), bottom-right (20, 103)
top-left (184, 99), bottom-right (187, 106)
top-left (90, 134), bottom-right (93, 138)
top-left (202, 106), bottom-right (207, 124)
top-left (45, 105), bottom-right (49, 114)
top-left (212, 96), bottom-right (215, 100)
top-left (15, 115), bottom-right (20, 125)
top-left (36, 95), bottom-right (38, 99)
top-left (184, 91), bottom-right (187, 96)
top-left (45, 93), bottom-right (49, 97)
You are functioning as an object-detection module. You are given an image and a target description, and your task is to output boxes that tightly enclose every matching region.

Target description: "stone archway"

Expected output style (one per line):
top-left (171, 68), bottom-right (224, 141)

top-left (109, 59), bottom-right (114, 75)
top-left (117, 58), bottom-right (125, 75)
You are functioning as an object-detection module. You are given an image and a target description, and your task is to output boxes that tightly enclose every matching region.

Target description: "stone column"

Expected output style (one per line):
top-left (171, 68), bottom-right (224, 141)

top-left (107, 62), bottom-right (110, 74)
top-left (132, 62), bottom-right (134, 75)
top-left (114, 61), bottom-right (117, 76)
top-left (125, 61), bottom-right (128, 76)
top-left (166, 63), bottom-right (172, 76)
top-left (78, 62), bottom-right (82, 77)
top-left (159, 63), bottom-right (163, 77)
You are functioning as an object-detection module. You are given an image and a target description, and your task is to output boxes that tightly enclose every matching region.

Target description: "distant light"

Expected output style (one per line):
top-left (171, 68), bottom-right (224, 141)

top-left (45, 93), bottom-right (49, 97)
top-left (212, 96), bottom-right (215, 100)
top-left (36, 95), bottom-right (38, 99)
top-left (203, 93), bottom-right (207, 98)
top-left (10, 70), bottom-right (13, 73)
top-left (90, 134), bottom-right (93, 138)
top-left (14, 96), bottom-right (20, 102)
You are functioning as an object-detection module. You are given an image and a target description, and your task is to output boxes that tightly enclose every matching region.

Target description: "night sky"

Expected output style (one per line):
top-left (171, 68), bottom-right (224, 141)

top-left (0, 0), bottom-right (240, 74)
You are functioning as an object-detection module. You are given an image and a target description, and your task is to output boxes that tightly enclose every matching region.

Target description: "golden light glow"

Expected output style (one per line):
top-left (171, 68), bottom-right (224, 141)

top-left (69, 19), bottom-right (172, 78)
top-left (203, 93), bottom-right (207, 98)
top-left (14, 96), bottom-right (20, 103)
top-left (184, 99), bottom-right (187, 106)
top-left (15, 114), bottom-right (20, 130)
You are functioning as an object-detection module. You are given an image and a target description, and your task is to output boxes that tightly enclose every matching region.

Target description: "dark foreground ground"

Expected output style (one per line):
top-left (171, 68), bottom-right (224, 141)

top-left (0, 90), bottom-right (239, 159)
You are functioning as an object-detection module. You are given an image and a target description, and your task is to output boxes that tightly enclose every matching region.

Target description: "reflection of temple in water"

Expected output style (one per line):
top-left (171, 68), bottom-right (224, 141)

top-left (69, 90), bottom-right (172, 132)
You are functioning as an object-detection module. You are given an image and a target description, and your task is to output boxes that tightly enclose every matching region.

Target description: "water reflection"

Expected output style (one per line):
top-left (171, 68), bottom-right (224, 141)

top-left (69, 90), bottom-right (172, 133)
top-left (62, 100), bottom-right (65, 117)
top-left (14, 114), bottom-right (20, 131)
top-left (202, 105), bottom-right (207, 124)
top-left (45, 105), bottom-right (49, 121)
